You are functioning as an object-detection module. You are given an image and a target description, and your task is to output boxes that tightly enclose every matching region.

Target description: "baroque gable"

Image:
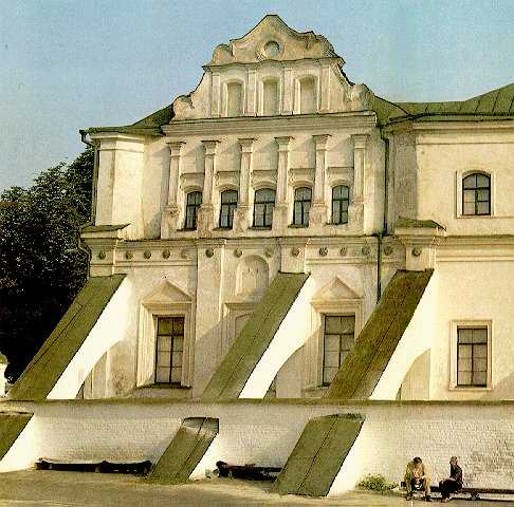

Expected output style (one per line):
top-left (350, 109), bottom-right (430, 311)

top-left (170, 15), bottom-right (373, 121)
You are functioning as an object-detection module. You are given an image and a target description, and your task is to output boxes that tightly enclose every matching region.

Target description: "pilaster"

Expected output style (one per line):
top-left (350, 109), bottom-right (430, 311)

top-left (310, 134), bottom-right (331, 226)
top-left (161, 140), bottom-right (186, 238)
top-left (198, 140), bottom-right (220, 235)
top-left (348, 133), bottom-right (368, 231)
top-left (274, 136), bottom-right (294, 230)
top-left (234, 138), bottom-right (256, 232)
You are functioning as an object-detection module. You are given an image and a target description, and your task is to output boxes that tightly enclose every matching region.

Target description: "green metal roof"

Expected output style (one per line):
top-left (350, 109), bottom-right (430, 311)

top-left (201, 272), bottom-right (309, 401)
top-left (272, 413), bottom-right (364, 496)
top-left (86, 104), bottom-right (174, 137)
top-left (0, 413), bottom-right (33, 460)
top-left (85, 82), bottom-right (513, 135)
top-left (148, 417), bottom-right (219, 484)
top-left (8, 275), bottom-right (126, 401)
top-left (325, 269), bottom-right (433, 400)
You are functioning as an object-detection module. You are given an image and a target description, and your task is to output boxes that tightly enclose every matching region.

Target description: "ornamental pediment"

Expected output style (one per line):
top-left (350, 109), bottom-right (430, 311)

top-left (208, 15), bottom-right (342, 66)
top-left (313, 276), bottom-right (361, 301)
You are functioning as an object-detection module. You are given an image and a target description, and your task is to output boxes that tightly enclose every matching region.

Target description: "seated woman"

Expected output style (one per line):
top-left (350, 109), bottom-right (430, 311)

top-left (439, 456), bottom-right (463, 502)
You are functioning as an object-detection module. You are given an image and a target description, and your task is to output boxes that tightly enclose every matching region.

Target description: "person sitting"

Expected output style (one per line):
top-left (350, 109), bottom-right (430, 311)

top-left (405, 456), bottom-right (432, 502)
top-left (439, 456), bottom-right (462, 502)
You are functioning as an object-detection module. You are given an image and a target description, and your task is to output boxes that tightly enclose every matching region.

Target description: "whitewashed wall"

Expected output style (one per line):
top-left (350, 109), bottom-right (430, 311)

top-left (1, 400), bottom-right (513, 492)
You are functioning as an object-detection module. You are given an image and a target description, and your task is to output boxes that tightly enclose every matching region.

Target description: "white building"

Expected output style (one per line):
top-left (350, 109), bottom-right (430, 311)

top-left (2, 15), bottom-right (514, 495)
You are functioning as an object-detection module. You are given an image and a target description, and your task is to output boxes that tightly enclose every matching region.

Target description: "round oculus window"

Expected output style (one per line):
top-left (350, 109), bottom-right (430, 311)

top-left (263, 40), bottom-right (280, 58)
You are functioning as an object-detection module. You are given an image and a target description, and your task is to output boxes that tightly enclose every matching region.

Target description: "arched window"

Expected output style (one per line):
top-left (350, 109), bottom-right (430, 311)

top-left (262, 79), bottom-right (279, 116)
top-left (184, 191), bottom-right (202, 230)
top-left (293, 187), bottom-right (312, 226)
top-left (253, 188), bottom-right (275, 228)
top-left (331, 185), bottom-right (350, 225)
top-left (299, 77), bottom-right (316, 114)
top-left (219, 189), bottom-right (238, 228)
top-left (226, 82), bottom-right (243, 117)
top-left (462, 173), bottom-right (491, 216)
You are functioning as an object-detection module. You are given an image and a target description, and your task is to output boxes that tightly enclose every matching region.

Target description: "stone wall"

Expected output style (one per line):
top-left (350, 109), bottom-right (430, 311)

top-left (1, 399), bottom-right (513, 494)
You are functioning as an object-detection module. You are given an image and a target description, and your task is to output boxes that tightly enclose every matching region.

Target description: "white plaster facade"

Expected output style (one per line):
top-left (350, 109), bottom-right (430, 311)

top-left (75, 15), bottom-right (514, 404)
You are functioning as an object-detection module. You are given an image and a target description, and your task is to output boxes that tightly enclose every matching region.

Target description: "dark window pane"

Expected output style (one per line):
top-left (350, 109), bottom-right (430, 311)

top-left (158, 318), bottom-right (172, 334)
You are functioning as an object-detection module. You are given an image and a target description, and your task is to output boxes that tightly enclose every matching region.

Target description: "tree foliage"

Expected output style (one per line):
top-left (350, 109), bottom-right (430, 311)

top-left (0, 148), bottom-right (94, 380)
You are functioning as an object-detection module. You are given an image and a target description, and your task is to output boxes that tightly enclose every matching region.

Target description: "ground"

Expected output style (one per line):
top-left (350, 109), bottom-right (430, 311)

top-left (0, 471), bottom-right (513, 506)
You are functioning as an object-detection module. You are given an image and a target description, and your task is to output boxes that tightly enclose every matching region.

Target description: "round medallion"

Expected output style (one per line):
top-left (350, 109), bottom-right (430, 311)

top-left (143, 250), bottom-right (152, 259)
top-left (412, 247), bottom-right (422, 257)
top-left (339, 247), bottom-right (348, 257)
top-left (291, 247), bottom-right (300, 257)
top-left (125, 251), bottom-right (133, 260)
top-left (206, 248), bottom-right (215, 258)
top-left (319, 247), bottom-right (328, 257)
top-left (234, 249), bottom-right (242, 258)
top-left (264, 248), bottom-right (274, 258)
top-left (98, 250), bottom-right (106, 260)
top-left (362, 246), bottom-right (371, 256)
top-left (162, 249), bottom-right (171, 259)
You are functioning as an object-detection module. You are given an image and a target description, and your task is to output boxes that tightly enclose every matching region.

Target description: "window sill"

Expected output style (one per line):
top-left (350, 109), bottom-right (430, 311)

top-left (143, 384), bottom-right (192, 390)
top-left (250, 226), bottom-right (273, 230)
top-left (213, 227), bottom-right (234, 231)
top-left (448, 385), bottom-right (492, 392)
top-left (288, 224), bottom-right (309, 228)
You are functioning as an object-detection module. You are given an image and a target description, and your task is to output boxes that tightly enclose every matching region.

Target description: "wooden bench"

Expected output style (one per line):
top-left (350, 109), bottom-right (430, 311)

top-left (430, 485), bottom-right (514, 501)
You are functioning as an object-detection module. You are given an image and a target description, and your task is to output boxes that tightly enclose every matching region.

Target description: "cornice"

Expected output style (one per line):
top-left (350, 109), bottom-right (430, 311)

top-left (162, 112), bottom-right (377, 137)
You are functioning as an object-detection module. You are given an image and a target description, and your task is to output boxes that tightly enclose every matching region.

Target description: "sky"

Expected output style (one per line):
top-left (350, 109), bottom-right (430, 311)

top-left (1, 0), bottom-right (513, 191)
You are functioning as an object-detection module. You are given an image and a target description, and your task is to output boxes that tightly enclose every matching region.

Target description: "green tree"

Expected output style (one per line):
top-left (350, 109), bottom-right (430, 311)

top-left (0, 148), bottom-right (94, 380)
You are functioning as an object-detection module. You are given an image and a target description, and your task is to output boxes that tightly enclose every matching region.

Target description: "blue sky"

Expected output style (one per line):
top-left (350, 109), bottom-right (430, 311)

top-left (1, 0), bottom-right (513, 190)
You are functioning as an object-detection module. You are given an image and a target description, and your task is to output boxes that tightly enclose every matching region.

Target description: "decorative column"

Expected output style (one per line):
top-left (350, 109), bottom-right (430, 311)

top-left (161, 140), bottom-right (185, 238)
top-left (234, 138), bottom-right (256, 232)
top-left (349, 134), bottom-right (368, 231)
top-left (310, 134), bottom-right (331, 226)
top-left (274, 136), bottom-right (294, 231)
top-left (198, 140), bottom-right (220, 235)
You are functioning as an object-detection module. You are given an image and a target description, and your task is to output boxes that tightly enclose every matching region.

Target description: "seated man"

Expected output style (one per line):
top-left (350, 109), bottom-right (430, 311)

top-left (405, 456), bottom-right (432, 502)
top-left (439, 456), bottom-right (463, 502)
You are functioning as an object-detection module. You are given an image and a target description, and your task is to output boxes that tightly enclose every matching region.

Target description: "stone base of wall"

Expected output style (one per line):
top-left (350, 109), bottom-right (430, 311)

top-left (0, 399), bottom-right (512, 494)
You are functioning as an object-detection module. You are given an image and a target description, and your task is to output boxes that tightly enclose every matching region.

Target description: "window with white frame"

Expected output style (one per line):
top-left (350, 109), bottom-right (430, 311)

top-left (184, 191), bottom-right (202, 230)
top-left (462, 173), bottom-right (491, 216)
top-left (331, 185), bottom-right (350, 225)
top-left (155, 316), bottom-right (184, 384)
top-left (457, 326), bottom-right (488, 387)
top-left (322, 314), bottom-right (355, 385)
top-left (219, 189), bottom-right (238, 228)
top-left (293, 187), bottom-right (311, 226)
top-left (253, 188), bottom-right (275, 228)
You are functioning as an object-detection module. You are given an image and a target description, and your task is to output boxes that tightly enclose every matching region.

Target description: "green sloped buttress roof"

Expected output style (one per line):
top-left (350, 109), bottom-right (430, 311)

top-left (0, 413), bottom-right (33, 461)
top-left (272, 413), bottom-right (364, 496)
top-left (201, 272), bottom-right (309, 401)
top-left (325, 269), bottom-right (433, 400)
top-left (148, 417), bottom-right (219, 484)
top-left (8, 274), bottom-right (126, 401)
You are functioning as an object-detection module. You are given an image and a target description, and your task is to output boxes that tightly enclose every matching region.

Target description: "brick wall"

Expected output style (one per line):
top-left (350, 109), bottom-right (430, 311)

top-left (1, 400), bottom-right (513, 493)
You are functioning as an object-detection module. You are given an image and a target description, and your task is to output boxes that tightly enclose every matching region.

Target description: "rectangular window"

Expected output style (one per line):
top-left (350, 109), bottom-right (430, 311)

top-left (155, 316), bottom-right (184, 384)
top-left (457, 326), bottom-right (488, 387)
top-left (322, 315), bottom-right (355, 385)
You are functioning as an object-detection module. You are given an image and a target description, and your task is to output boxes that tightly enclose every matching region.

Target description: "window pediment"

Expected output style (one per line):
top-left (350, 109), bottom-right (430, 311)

top-left (143, 280), bottom-right (192, 305)
top-left (312, 276), bottom-right (361, 303)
